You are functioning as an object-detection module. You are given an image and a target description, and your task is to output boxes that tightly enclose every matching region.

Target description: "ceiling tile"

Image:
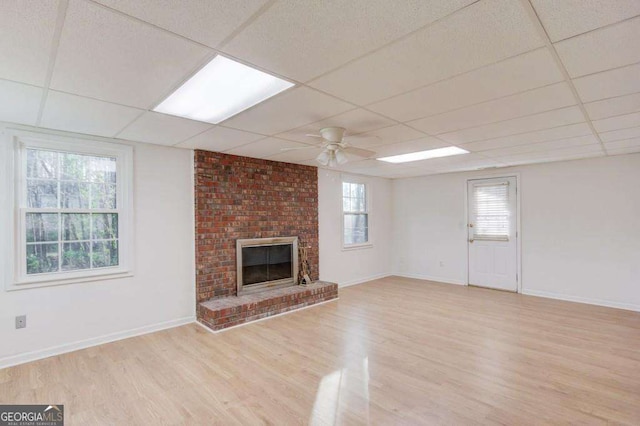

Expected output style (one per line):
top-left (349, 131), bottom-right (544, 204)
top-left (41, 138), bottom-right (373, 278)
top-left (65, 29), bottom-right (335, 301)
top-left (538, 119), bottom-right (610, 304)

top-left (333, 158), bottom-right (382, 170)
top-left (604, 137), bottom-right (640, 151)
top-left (607, 146), bottom-right (640, 156)
top-left (176, 126), bottom-right (264, 151)
top-left (334, 159), bottom-right (399, 175)
top-left (462, 124), bottom-right (594, 152)
top-left (498, 144), bottom-right (604, 165)
top-left (555, 16), bottom-right (640, 78)
top-left (0, 1), bottom-right (59, 86)
top-left (480, 135), bottom-right (598, 157)
top-left (40, 90), bottom-right (143, 137)
top-left (501, 153), bottom-right (603, 167)
top-left (367, 48), bottom-right (563, 122)
top-left (372, 137), bottom-right (449, 158)
top-left (599, 126), bottom-right (640, 143)
top-left (50, 0), bottom-right (212, 108)
top-left (275, 108), bottom-right (395, 144)
top-left (347, 124), bottom-right (427, 149)
top-left (93, 0), bottom-right (269, 48)
top-left (375, 169), bottom-right (436, 179)
top-left (584, 92), bottom-right (640, 120)
top-left (362, 165), bottom-right (435, 179)
top-left (309, 0), bottom-right (544, 105)
top-left (593, 111), bottom-right (640, 133)
top-left (222, 0), bottom-right (475, 82)
top-left (408, 83), bottom-right (576, 135)
top-left (222, 87), bottom-right (353, 135)
top-left (573, 63), bottom-right (640, 103)
top-left (530, 0), bottom-right (640, 42)
top-left (118, 111), bottom-right (212, 145)
top-left (439, 106), bottom-right (585, 144)
top-left (225, 137), bottom-right (310, 158)
top-left (0, 79), bottom-right (42, 126)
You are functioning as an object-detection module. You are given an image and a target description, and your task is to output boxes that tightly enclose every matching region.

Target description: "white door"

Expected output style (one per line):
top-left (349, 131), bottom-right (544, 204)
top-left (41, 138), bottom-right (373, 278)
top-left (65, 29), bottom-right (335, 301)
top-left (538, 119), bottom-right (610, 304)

top-left (467, 177), bottom-right (518, 291)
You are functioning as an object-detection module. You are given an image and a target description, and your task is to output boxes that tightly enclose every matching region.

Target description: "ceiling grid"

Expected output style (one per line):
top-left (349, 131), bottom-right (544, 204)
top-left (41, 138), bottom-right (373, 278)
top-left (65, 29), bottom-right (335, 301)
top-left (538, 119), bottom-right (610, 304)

top-left (0, 0), bottom-right (638, 177)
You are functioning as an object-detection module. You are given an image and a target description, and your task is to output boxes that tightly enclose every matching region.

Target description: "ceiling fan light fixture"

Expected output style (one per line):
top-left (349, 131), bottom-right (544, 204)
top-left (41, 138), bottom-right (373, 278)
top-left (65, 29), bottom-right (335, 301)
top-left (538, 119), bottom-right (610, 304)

top-left (154, 55), bottom-right (294, 124)
top-left (316, 150), bottom-right (331, 166)
top-left (335, 150), bottom-right (348, 165)
top-left (327, 151), bottom-right (338, 167)
top-left (377, 146), bottom-right (469, 163)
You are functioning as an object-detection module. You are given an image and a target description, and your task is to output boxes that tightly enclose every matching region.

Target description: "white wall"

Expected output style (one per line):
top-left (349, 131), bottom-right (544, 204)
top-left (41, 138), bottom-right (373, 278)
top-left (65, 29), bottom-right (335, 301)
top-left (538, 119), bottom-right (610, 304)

top-left (318, 169), bottom-right (393, 287)
top-left (392, 153), bottom-right (640, 311)
top-left (0, 128), bottom-right (195, 368)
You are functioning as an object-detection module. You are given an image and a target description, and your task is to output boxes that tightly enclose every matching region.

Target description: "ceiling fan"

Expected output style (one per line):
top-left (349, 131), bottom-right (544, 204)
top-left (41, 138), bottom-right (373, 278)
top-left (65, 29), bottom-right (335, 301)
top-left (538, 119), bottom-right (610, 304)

top-left (282, 127), bottom-right (377, 167)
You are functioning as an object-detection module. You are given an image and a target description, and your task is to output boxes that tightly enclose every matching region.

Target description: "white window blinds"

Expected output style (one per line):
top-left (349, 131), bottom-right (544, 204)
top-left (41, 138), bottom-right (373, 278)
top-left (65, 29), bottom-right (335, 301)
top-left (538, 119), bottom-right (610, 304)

top-left (472, 182), bottom-right (510, 241)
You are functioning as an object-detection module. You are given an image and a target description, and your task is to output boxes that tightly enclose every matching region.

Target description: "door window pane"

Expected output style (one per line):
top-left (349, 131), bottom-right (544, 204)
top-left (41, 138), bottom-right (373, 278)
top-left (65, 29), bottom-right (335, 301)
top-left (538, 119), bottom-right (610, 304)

top-left (473, 182), bottom-right (510, 240)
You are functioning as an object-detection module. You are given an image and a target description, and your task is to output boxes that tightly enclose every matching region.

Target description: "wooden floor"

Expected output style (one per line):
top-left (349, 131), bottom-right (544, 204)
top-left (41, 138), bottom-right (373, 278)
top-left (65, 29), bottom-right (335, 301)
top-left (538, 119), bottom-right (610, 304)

top-left (2, 277), bottom-right (640, 425)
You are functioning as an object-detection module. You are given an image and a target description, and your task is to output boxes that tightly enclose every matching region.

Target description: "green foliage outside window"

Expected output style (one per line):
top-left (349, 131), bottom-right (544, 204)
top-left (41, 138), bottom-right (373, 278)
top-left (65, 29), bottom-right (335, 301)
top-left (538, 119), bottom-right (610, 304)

top-left (25, 149), bottom-right (119, 275)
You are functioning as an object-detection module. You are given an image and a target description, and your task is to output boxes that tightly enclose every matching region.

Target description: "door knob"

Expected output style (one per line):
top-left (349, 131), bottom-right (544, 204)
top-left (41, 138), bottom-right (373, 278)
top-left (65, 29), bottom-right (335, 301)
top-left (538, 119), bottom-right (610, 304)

top-left (469, 239), bottom-right (474, 243)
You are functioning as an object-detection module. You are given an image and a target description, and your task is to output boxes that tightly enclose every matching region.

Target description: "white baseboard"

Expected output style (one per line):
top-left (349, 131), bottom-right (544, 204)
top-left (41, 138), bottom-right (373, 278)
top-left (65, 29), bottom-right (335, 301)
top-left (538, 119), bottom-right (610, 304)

top-left (338, 273), bottom-right (391, 288)
top-left (521, 289), bottom-right (640, 312)
top-left (392, 272), bottom-right (466, 286)
top-left (0, 316), bottom-right (195, 370)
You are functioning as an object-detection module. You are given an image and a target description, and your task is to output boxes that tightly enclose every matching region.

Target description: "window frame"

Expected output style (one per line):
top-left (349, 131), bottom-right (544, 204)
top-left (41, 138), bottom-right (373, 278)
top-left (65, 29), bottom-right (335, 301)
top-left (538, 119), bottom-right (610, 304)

top-left (4, 129), bottom-right (134, 290)
top-left (341, 176), bottom-right (372, 250)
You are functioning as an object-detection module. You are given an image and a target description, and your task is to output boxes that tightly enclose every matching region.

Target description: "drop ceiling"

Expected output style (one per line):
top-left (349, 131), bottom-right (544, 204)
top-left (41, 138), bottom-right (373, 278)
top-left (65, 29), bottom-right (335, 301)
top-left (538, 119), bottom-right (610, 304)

top-left (0, 0), bottom-right (639, 178)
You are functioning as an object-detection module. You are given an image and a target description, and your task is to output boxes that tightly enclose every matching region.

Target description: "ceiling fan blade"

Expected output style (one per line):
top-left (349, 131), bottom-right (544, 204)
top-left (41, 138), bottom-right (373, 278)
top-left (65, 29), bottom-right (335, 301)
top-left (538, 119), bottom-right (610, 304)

top-left (343, 147), bottom-right (376, 158)
top-left (280, 145), bottom-right (319, 151)
top-left (305, 134), bottom-right (323, 138)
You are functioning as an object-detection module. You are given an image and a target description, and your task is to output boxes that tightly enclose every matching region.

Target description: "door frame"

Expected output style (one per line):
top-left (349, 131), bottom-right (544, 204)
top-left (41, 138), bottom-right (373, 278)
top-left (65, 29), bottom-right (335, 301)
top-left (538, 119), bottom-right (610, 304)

top-left (464, 173), bottom-right (522, 293)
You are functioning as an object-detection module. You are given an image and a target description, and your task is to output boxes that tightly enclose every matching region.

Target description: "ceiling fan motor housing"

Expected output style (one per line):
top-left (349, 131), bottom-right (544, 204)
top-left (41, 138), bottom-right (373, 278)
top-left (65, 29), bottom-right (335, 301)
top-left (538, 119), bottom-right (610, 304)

top-left (319, 127), bottom-right (346, 142)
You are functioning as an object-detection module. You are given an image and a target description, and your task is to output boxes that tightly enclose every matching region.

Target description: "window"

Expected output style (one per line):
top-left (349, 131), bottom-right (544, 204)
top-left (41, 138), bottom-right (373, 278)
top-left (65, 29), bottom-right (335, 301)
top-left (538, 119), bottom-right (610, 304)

top-left (342, 181), bottom-right (369, 247)
top-left (472, 181), bottom-right (510, 241)
top-left (7, 131), bottom-right (133, 288)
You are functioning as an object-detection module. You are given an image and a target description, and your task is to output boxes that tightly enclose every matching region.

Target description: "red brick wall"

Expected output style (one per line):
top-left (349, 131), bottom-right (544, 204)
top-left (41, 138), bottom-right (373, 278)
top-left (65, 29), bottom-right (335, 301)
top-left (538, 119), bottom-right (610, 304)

top-left (194, 150), bottom-right (319, 302)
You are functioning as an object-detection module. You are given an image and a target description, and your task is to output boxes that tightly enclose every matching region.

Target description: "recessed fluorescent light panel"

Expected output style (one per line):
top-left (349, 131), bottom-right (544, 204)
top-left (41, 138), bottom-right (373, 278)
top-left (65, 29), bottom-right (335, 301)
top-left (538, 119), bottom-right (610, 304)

top-left (377, 146), bottom-right (469, 163)
top-left (154, 56), bottom-right (294, 124)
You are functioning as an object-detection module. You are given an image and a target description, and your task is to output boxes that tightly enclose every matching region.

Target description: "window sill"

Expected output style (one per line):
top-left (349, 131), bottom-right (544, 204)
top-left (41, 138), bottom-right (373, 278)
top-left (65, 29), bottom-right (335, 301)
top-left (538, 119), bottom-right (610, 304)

top-left (8, 270), bottom-right (133, 291)
top-left (342, 243), bottom-right (373, 252)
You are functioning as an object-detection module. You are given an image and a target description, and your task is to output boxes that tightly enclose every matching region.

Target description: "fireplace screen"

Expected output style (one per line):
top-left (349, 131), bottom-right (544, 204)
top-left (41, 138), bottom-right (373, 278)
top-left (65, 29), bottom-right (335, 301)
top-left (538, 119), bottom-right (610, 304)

top-left (242, 244), bottom-right (292, 285)
top-left (236, 237), bottom-right (299, 294)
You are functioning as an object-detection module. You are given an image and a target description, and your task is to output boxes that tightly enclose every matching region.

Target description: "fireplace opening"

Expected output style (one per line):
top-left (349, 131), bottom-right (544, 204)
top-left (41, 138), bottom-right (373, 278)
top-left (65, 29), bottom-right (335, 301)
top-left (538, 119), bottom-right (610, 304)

top-left (242, 244), bottom-right (292, 285)
top-left (237, 237), bottom-right (299, 295)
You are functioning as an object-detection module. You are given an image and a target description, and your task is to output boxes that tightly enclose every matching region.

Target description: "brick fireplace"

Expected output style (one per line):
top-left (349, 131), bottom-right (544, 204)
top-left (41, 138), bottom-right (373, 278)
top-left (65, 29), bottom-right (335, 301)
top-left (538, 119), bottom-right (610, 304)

top-left (194, 151), bottom-right (337, 331)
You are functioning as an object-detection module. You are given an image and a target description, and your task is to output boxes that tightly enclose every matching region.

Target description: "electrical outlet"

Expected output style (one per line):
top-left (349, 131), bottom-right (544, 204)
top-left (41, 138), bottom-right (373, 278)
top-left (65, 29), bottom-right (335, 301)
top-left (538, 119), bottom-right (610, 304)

top-left (15, 315), bottom-right (26, 329)
top-left (439, 261), bottom-right (444, 267)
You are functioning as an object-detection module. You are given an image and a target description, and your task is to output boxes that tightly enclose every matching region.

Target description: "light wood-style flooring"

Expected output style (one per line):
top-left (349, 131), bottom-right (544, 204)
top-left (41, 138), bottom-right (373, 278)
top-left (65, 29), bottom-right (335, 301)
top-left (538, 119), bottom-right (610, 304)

top-left (2, 277), bottom-right (640, 425)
